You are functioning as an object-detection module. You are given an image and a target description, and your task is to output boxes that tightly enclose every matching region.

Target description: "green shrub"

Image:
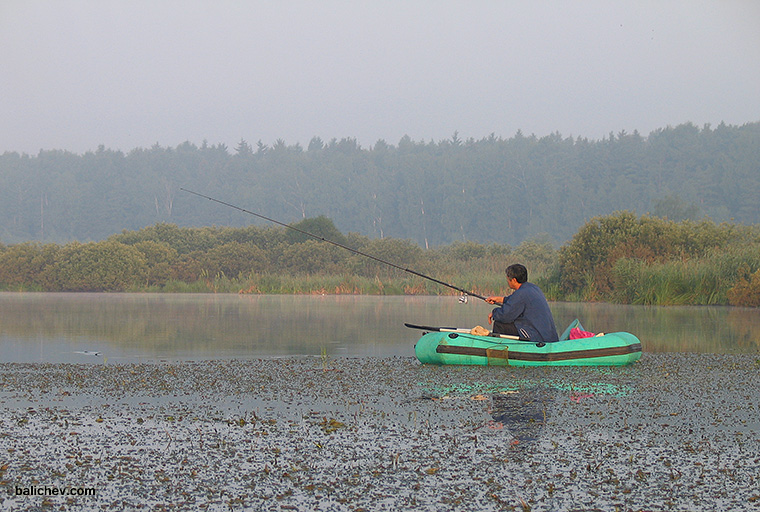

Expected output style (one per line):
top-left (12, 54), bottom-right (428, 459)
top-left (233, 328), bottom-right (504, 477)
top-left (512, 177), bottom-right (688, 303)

top-left (53, 241), bottom-right (148, 291)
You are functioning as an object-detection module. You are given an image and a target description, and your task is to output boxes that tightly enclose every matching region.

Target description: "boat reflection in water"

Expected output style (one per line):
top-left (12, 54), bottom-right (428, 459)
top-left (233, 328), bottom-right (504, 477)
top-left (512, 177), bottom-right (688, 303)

top-left (489, 387), bottom-right (556, 448)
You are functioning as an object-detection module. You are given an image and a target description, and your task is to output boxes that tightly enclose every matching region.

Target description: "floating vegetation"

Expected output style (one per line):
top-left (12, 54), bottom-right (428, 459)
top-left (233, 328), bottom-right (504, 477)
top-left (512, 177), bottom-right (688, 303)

top-left (1, 354), bottom-right (759, 511)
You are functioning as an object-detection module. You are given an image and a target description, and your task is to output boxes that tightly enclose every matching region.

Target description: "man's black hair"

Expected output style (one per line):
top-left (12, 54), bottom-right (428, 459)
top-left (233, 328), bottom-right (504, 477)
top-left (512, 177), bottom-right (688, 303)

top-left (506, 264), bottom-right (528, 283)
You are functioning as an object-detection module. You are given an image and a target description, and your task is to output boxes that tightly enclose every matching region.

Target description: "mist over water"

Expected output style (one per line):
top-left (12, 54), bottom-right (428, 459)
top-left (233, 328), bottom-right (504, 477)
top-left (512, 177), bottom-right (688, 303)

top-left (1, 294), bottom-right (757, 363)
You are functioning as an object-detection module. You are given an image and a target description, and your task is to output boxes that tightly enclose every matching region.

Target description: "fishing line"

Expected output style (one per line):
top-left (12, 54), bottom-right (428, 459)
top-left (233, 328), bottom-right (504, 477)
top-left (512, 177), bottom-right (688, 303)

top-left (181, 188), bottom-right (487, 301)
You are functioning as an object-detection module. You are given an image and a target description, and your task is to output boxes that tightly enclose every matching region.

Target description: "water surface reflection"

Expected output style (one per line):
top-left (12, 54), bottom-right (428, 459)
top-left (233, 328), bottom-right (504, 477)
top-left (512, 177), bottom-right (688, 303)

top-left (0, 293), bottom-right (758, 363)
top-left (490, 387), bottom-right (556, 448)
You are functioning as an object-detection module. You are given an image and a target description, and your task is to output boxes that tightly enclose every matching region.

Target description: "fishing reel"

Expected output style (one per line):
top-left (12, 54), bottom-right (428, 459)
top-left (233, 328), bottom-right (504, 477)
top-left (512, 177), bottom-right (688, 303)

top-left (458, 294), bottom-right (468, 304)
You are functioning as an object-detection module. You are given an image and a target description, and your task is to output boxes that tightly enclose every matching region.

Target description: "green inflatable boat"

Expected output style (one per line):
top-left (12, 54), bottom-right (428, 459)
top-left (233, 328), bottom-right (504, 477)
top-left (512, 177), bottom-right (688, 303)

top-left (410, 319), bottom-right (642, 367)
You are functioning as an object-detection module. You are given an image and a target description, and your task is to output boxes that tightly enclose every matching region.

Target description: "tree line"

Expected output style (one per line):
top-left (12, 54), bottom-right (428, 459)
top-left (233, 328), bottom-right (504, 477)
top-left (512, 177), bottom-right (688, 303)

top-left (1, 213), bottom-right (759, 307)
top-left (1, 122), bottom-right (759, 247)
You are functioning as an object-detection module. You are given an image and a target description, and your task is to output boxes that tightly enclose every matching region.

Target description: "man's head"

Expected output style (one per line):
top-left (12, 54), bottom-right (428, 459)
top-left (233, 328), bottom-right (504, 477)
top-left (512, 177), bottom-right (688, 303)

top-left (506, 264), bottom-right (528, 284)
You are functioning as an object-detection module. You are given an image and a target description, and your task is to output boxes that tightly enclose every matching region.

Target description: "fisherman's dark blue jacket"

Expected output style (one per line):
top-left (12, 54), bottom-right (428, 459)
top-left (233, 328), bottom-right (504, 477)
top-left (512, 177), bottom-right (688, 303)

top-left (491, 282), bottom-right (559, 342)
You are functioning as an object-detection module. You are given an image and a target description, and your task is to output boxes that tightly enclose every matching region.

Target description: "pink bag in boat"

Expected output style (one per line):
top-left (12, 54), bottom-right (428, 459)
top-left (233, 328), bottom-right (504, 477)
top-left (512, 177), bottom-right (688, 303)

top-left (569, 327), bottom-right (595, 339)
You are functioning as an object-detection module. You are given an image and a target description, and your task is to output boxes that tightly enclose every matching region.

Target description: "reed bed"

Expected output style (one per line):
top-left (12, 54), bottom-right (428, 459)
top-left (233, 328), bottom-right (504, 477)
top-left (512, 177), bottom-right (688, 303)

top-left (610, 247), bottom-right (760, 306)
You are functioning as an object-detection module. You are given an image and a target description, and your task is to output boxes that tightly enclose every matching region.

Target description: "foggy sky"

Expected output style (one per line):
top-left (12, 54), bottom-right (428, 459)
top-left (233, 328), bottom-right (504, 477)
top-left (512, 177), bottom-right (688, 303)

top-left (2, 0), bottom-right (759, 155)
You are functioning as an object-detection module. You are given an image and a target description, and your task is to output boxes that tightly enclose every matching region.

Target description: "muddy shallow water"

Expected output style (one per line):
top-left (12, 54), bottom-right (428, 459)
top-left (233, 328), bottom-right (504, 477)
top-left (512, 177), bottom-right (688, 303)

top-left (1, 354), bottom-right (759, 511)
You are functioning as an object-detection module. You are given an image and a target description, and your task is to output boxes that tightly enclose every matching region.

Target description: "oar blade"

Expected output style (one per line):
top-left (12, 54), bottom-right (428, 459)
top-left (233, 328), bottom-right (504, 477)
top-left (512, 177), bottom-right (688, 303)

top-left (404, 323), bottom-right (459, 332)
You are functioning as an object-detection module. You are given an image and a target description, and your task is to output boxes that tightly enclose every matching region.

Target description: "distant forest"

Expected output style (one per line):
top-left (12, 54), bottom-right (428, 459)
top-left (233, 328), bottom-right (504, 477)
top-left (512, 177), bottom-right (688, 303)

top-left (1, 121), bottom-right (759, 246)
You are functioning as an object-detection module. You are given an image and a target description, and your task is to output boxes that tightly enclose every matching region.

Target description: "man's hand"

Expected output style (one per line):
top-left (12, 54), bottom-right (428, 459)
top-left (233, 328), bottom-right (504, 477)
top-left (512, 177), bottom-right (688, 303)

top-left (485, 296), bottom-right (503, 305)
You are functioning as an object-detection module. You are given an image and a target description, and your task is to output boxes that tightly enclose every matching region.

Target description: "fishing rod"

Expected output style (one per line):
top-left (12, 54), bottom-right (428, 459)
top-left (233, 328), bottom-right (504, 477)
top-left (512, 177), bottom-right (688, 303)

top-left (180, 188), bottom-right (488, 301)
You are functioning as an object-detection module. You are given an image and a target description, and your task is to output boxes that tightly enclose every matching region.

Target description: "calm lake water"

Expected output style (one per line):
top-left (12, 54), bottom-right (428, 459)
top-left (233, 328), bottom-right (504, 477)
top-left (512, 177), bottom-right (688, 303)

top-left (1, 292), bottom-right (758, 363)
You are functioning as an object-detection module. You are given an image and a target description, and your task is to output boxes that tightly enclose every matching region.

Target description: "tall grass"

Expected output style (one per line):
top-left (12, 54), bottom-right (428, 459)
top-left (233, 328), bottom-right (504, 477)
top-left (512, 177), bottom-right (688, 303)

top-left (613, 259), bottom-right (728, 306)
top-left (141, 258), bottom-right (557, 299)
top-left (610, 246), bottom-right (760, 306)
top-left (160, 272), bottom-right (470, 296)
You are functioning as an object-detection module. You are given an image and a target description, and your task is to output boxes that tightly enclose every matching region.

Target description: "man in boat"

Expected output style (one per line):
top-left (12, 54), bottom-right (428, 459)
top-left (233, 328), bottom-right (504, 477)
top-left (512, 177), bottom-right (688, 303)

top-left (486, 263), bottom-right (559, 342)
